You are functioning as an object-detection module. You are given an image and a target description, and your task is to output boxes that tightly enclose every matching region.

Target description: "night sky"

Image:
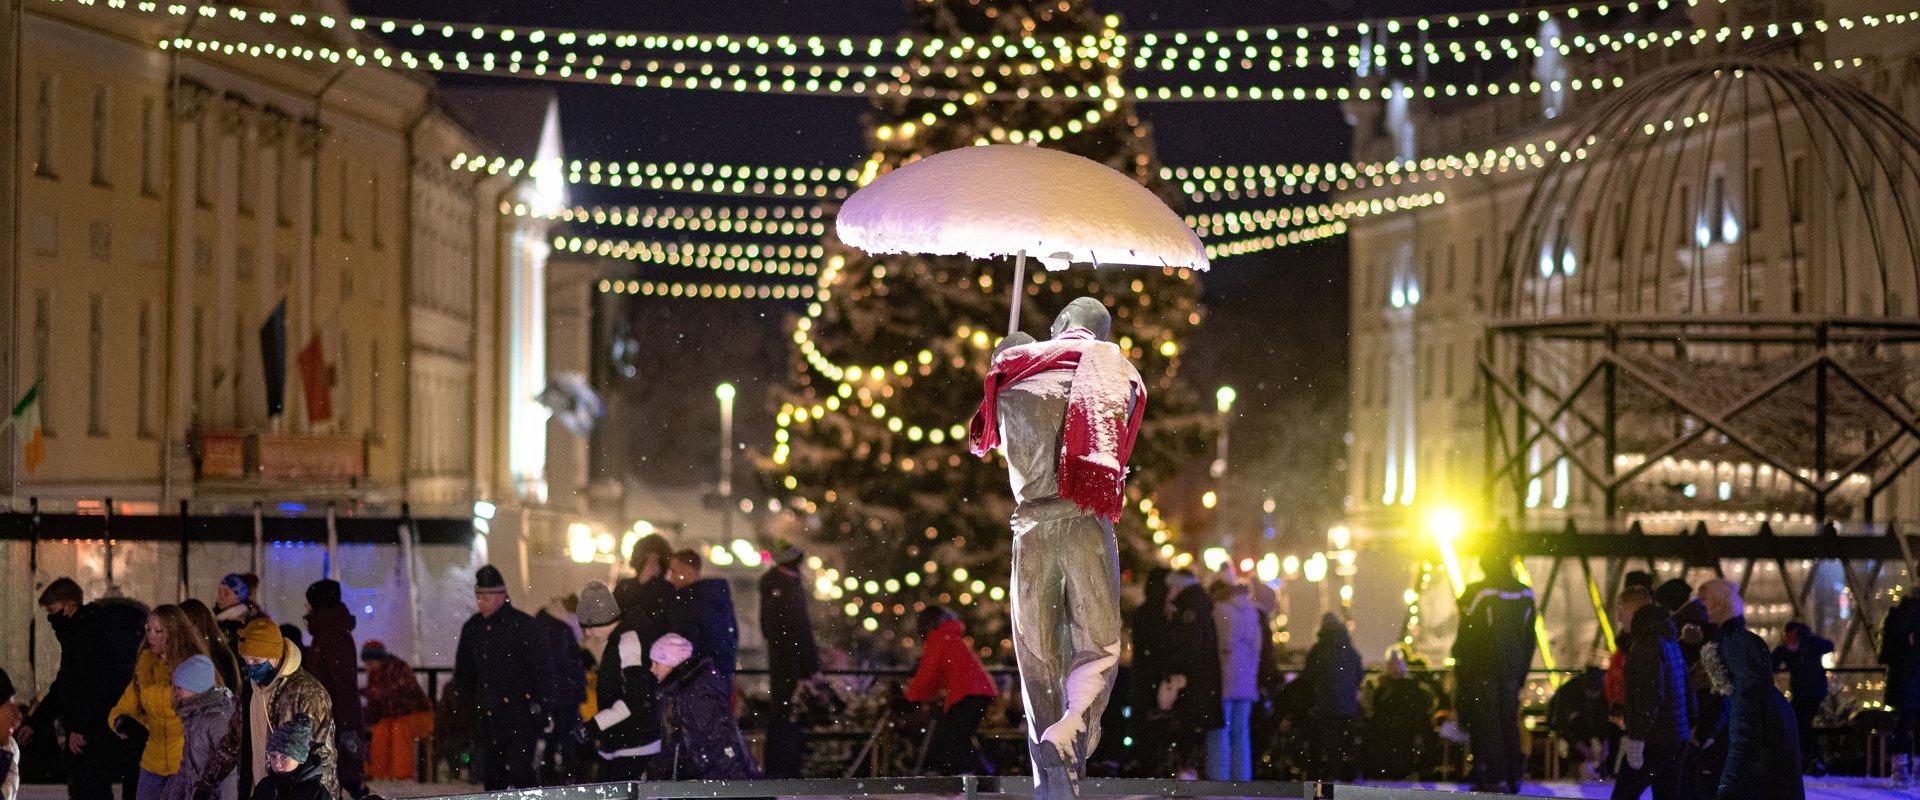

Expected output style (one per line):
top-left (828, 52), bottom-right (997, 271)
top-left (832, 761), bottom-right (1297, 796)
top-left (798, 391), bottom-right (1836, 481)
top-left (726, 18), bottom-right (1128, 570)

top-left (351, 0), bottom-right (1491, 527)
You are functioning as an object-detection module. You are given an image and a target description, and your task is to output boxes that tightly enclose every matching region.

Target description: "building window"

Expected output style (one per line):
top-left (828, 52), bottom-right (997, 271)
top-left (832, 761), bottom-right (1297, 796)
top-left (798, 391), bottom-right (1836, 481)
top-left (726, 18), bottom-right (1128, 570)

top-left (1676, 184), bottom-right (1692, 247)
top-left (138, 302), bottom-right (155, 438)
top-left (1443, 343), bottom-right (1455, 398)
top-left (33, 76), bottom-right (56, 178)
top-left (275, 138), bottom-right (293, 227)
top-left (192, 307), bottom-right (205, 414)
top-left (1444, 244), bottom-right (1457, 292)
top-left (195, 116), bottom-right (211, 208)
top-left (1710, 173), bottom-right (1732, 243)
top-left (370, 341), bottom-right (382, 437)
top-left (90, 87), bottom-right (110, 187)
top-left (1789, 156), bottom-right (1808, 225)
top-left (338, 158), bottom-right (353, 241)
top-left (1748, 166), bottom-right (1765, 232)
top-left (237, 127), bottom-right (254, 217)
top-left (1473, 236), bottom-right (1485, 291)
top-left (1611, 201), bottom-right (1628, 260)
top-left (34, 291), bottom-right (52, 437)
top-left (140, 98), bottom-right (158, 196)
top-left (370, 171), bottom-right (383, 249)
top-left (88, 296), bottom-right (106, 436)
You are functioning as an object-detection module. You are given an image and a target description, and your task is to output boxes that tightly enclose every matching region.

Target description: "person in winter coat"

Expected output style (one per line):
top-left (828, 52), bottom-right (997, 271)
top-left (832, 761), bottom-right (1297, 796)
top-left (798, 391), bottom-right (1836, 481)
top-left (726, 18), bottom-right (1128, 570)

top-left (200, 619), bottom-right (336, 800)
top-left (1452, 551), bottom-right (1538, 794)
top-left (22, 578), bottom-right (148, 800)
top-left (214, 575), bottom-right (267, 655)
top-left (1771, 621), bottom-right (1833, 775)
top-left (1881, 590), bottom-right (1920, 787)
top-left (1697, 579), bottom-right (1803, 800)
top-left (615, 534), bottom-right (676, 631)
top-left (452, 565), bottom-right (557, 791)
top-left (1207, 582), bottom-right (1261, 781)
top-left (577, 581), bottom-right (663, 782)
top-left (250, 717), bottom-right (326, 800)
top-left (113, 605), bottom-right (209, 800)
top-left (3, 666), bottom-right (21, 800)
top-left (160, 656), bottom-right (235, 800)
top-left (179, 602), bottom-right (242, 694)
top-left (1299, 613), bottom-right (1362, 781)
top-left (1125, 568), bottom-right (1172, 778)
top-left (301, 581), bottom-right (364, 798)
top-left (1615, 602), bottom-right (1690, 800)
top-left (904, 607), bottom-right (998, 776)
top-left (1544, 664), bottom-right (1612, 783)
top-left (1362, 647), bottom-right (1440, 781)
top-left (1673, 599), bottom-right (1725, 799)
top-left (532, 596), bottom-right (588, 785)
top-left (649, 635), bottom-right (760, 780)
top-left (758, 544), bottom-right (822, 779)
top-left (1161, 571), bottom-right (1222, 777)
top-left (358, 642), bottom-right (432, 781)
top-left (1605, 586), bottom-right (1654, 721)
top-left (665, 550), bottom-right (740, 681)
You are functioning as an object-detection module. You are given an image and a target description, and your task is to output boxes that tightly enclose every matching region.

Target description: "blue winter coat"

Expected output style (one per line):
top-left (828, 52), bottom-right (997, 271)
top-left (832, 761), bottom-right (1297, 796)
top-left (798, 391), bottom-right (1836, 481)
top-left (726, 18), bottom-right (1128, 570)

top-left (668, 579), bottom-right (740, 679)
top-left (1708, 617), bottom-right (1803, 800)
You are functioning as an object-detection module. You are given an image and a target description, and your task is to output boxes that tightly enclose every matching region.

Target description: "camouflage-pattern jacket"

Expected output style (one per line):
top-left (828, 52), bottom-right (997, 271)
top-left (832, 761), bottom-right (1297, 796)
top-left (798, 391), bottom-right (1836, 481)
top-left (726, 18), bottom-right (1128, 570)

top-left (200, 643), bottom-right (338, 800)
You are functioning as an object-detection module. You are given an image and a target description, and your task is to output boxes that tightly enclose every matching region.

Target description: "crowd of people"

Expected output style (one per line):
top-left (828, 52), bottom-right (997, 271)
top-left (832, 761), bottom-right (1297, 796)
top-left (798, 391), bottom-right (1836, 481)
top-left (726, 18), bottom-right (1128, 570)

top-left (3, 541), bottom-right (1919, 800)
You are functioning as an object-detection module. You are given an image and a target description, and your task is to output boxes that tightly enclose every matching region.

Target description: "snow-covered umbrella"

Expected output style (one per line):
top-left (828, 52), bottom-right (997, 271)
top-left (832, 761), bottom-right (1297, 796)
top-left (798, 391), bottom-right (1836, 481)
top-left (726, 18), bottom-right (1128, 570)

top-left (835, 144), bottom-right (1209, 335)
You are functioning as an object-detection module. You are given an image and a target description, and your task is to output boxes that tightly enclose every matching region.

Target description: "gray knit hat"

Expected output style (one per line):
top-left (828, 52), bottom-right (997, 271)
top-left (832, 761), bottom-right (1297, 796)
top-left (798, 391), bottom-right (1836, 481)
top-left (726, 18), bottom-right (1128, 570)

top-left (577, 580), bottom-right (619, 628)
top-left (267, 715), bottom-right (314, 764)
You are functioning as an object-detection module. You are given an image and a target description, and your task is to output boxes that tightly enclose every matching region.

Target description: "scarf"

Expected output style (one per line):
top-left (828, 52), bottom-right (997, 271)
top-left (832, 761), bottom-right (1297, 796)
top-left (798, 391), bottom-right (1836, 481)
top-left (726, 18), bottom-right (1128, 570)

top-left (969, 327), bottom-right (1145, 521)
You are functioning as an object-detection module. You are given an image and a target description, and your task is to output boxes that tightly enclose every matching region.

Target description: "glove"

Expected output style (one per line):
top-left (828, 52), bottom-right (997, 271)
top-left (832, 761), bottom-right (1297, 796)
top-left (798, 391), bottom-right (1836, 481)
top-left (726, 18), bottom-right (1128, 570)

top-left (568, 721), bottom-right (596, 747)
top-left (1622, 737), bottom-right (1645, 770)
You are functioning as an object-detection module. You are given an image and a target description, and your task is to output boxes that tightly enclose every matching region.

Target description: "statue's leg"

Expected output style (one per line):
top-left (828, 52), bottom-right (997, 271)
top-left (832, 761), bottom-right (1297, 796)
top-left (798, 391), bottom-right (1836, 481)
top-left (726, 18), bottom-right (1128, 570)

top-left (1011, 522), bottom-right (1070, 799)
top-left (1053, 518), bottom-right (1123, 770)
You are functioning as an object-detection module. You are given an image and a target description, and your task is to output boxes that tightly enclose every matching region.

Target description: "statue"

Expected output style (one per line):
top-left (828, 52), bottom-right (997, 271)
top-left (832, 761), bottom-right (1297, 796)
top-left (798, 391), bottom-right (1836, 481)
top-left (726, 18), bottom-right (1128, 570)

top-left (969, 297), bottom-right (1145, 799)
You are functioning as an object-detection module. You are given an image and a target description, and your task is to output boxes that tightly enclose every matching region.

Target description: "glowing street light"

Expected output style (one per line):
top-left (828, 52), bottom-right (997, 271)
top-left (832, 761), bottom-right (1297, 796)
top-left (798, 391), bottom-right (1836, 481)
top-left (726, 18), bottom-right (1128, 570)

top-left (716, 381), bottom-right (736, 539)
top-left (1427, 506), bottom-right (1468, 595)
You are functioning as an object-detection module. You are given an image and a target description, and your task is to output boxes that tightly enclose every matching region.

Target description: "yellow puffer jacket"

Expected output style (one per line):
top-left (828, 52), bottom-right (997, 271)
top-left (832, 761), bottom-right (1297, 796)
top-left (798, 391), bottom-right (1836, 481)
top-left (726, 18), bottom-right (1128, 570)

top-left (109, 650), bottom-right (184, 776)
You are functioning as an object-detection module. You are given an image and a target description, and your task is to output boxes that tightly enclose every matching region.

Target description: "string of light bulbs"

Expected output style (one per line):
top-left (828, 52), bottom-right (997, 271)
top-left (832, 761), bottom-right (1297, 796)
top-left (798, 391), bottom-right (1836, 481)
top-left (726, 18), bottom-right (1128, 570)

top-left (598, 278), bottom-right (815, 300)
top-left (501, 201), bottom-right (828, 237)
top-left (556, 235), bottom-right (823, 276)
top-left (1201, 221), bottom-right (1350, 259)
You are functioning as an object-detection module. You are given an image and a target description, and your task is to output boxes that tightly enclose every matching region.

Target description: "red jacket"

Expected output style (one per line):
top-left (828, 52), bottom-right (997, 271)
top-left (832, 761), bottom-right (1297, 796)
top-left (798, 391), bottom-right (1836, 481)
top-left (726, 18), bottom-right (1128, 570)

top-left (905, 619), bottom-right (997, 710)
top-left (1604, 648), bottom-right (1627, 710)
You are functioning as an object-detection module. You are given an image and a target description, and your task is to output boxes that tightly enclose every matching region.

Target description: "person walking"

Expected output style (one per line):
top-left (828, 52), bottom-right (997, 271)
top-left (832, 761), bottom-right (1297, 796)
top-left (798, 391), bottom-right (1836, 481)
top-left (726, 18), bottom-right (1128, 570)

top-left (903, 606), bottom-right (998, 776)
top-left (1674, 598), bottom-right (1726, 799)
top-left (1771, 622), bottom-right (1833, 775)
top-left (1614, 602), bottom-right (1690, 800)
top-left (21, 578), bottom-right (148, 800)
top-left (532, 595), bottom-right (588, 785)
top-left (112, 606), bottom-right (207, 800)
top-left (214, 576), bottom-right (267, 654)
top-left (665, 550), bottom-right (740, 681)
top-left (358, 642), bottom-right (433, 782)
top-left (576, 581), bottom-right (664, 782)
top-left (1363, 648), bottom-right (1440, 781)
top-left (1161, 570), bottom-right (1222, 778)
top-left (1697, 579), bottom-right (1803, 800)
top-left (1882, 589), bottom-right (1920, 787)
top-left (1207, 583), bottom-right (1261, 781)
top-left (650, 634), bottom-right (761, 780)
top-left (1452, 551), bottom-right (1538, 794)
top-left (202, 620), bottom-right (335, 800)
top-left (1125, 568), bottom-right (1172, 778)
top-left (452, 565), bottom-right (556, 790)
top-left (178, 602), bottom-right (242, 693)
top-left (161, 655), bottom-right (236, 800)
top-left (248, 717), bottom-right (327, 800)
top-left (301, 581), bottom-right (364, 798)
top-left (1299, 613), bottom-right (1362, 781)
top-left (758, 543), bottom-right (822, 779)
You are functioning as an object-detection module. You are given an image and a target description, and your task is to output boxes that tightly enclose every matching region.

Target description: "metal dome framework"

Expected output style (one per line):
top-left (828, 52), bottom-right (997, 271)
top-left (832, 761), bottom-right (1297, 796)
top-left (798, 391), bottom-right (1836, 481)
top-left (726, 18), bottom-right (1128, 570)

top-left (1478, 59), bottom-right (1920, 660)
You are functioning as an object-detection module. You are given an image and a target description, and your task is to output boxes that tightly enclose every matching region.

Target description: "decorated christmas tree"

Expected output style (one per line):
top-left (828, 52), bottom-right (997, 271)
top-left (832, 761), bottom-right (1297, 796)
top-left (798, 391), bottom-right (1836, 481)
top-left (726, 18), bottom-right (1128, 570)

top-left (764, 0), bottom-right (1210, 657)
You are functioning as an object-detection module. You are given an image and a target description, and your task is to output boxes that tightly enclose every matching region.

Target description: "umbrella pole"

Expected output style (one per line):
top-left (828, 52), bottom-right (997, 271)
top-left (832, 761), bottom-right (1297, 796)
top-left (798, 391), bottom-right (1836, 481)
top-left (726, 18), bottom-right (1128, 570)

top-left (1006, 249), bottom-right (1027, 336)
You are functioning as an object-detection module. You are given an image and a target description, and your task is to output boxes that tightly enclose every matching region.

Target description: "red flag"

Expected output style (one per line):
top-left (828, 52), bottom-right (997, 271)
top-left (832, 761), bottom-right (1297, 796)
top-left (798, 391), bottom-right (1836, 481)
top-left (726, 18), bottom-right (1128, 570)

top-left (299, 334), bottom-right (334, 423)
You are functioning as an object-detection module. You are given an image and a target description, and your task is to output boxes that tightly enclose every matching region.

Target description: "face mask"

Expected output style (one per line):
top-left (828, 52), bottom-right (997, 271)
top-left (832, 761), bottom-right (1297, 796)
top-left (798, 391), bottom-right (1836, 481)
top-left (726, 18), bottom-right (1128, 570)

top-left (247, 660), bottom-right (278, 685)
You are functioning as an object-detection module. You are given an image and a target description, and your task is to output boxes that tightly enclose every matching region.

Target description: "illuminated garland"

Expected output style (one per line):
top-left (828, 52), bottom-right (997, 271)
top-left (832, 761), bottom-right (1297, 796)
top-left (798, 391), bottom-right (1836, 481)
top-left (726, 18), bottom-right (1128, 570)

top-left (1202, 221), bottom-right (1349, 259)
top-left (556, 235), bottom-right (823, 276)
top-left (599, 278), bottom-right (814, 300)
top-left (501, 201), bottom-right (828, 237)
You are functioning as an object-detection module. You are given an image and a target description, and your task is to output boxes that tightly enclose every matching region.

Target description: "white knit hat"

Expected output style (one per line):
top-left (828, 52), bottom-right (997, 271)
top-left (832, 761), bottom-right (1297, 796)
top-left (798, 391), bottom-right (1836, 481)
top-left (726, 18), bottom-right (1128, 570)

top-left (650, 633), bottom-right (694, 669)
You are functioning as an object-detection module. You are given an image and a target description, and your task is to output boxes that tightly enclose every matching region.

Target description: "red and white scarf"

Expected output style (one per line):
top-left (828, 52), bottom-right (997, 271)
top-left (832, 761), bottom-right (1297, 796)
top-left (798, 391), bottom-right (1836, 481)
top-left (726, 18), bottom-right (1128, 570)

top-left (968, 328), bottom-right (1146, 521)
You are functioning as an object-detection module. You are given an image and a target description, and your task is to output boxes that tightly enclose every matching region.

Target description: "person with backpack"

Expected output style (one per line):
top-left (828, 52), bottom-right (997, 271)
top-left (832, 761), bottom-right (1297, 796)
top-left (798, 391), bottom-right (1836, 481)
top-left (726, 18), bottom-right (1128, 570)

top-left (160, 656), bottom-right (235, 800)
top-left (650, 635), bottom-right (760, 780)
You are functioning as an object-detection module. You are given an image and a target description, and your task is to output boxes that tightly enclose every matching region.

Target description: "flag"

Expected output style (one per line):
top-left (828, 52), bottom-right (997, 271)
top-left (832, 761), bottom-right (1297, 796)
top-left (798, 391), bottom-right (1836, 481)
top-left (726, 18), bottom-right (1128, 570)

top-left (299, 334), bottom-right (333, 423)
top-left (11, 382), bottom-right (45, 472)
top-left (260, 300), bottom-right (287, 417)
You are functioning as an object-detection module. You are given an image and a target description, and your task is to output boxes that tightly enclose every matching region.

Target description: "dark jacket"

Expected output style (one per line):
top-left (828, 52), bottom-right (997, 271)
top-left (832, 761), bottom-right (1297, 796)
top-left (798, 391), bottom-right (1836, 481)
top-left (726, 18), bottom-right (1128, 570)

top-left (29, 598), bottom-right (148, 740)
top-left (160, 689), bottom-right (236, 800)
top-left (1127, 588), bottom-right (1170, 718)
top-left (249, 761), bottom-right (329, 800)
top-left (1877, 596), bottom-right (1920, 712)
top-left (1708, 617), bottom-right (1803, 800)
top-left (590, 617), bottom-right (662, 755)
top-left (1452, 576), bottom-right (1537, 687)
top-left (1545, 667), bottom-right (1610, 742)
top-left (203, 641), bottom-right (337, 800)
top-left (214, 603), bottom-right (268, 657)
top-left (1361, 672), bottom-right (1439, 778)
top-left (1301, 620), bottom-right (1363, 720)
top-left (533, 607), bottom-right (588, 716)
top-left (1163, 582), bottom-right (1224, 732)
top-left (1770, 624), bottom-right (1833, 703)
top-left (668, 579), bottom-right (739, 679)
top-left (453, 603), bottom-right (558, 734)
top-left (302, 605), bottom-right (363, 734)
top-left (1623, 603), bottom-right (1690, 748)
top-left (758, 566), bottom-right (821, 681)
top-left (613, 576), bottom-right (674, 643)
top-left (655, 657), bottom-right (761, 780)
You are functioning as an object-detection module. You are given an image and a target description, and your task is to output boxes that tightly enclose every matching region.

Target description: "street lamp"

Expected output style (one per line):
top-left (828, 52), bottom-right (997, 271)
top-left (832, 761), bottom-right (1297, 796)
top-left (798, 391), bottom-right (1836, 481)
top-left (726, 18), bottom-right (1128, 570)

top-left (1211, 385), bottom-right (1236, 479)
top-left (716, 382), bottom-right (736, 540)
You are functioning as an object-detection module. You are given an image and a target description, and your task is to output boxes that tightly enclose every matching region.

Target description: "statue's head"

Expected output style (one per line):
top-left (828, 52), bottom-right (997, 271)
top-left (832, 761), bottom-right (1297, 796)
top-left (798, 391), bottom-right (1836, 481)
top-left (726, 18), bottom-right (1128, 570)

top-left (1050, 297), bottom-right (1111, 340)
